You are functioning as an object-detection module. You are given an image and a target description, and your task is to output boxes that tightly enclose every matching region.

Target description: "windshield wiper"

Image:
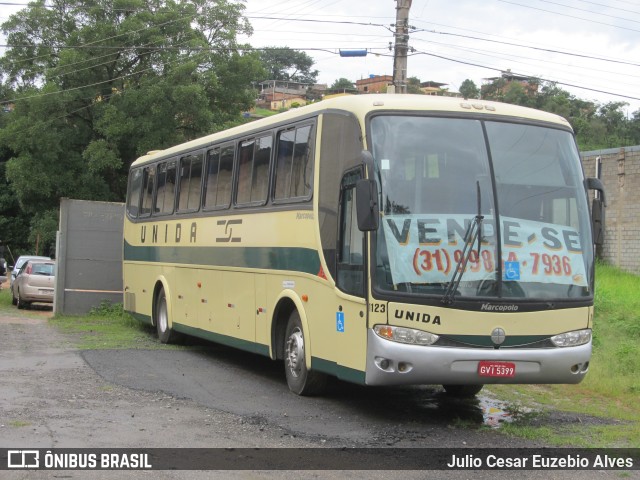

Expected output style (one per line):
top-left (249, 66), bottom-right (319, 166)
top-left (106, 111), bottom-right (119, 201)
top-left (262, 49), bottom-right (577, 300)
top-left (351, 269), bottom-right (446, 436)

top-left (442, 181), bottom-right (484, 305)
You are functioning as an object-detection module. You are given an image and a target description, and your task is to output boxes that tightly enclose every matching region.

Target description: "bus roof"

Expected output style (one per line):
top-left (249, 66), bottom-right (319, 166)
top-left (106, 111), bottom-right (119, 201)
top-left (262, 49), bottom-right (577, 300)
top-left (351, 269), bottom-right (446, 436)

top-left (131, 94), bottom-right (572, 167)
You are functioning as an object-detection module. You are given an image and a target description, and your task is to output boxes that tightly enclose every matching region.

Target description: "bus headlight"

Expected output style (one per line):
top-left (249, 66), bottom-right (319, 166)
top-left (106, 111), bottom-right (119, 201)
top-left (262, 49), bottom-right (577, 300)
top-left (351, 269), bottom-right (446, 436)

top-left (374, 325), bottom-right (439, 346)
top-left (551, 329), bottom-right (591, 347)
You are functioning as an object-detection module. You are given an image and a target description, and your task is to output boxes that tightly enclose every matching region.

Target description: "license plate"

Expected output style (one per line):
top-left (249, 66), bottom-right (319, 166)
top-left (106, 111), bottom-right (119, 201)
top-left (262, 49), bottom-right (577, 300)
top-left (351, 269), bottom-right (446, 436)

top-left (39, 289), bottom-right (53, 295)
top-left (478, 361), bottom-right (516, 378)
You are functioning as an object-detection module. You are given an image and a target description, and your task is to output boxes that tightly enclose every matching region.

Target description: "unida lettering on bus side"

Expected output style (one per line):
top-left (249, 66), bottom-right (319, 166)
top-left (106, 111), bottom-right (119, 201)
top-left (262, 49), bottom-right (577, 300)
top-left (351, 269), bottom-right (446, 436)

top-left (140, 222), bottom-right (198, 244)
top-left (394, 309), bottom-right (442, 325)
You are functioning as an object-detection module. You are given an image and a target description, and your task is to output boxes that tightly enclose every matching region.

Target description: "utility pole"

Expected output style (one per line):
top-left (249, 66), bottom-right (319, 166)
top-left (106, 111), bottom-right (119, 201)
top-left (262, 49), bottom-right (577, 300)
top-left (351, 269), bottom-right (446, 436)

top-left (392, 0), bottom-right (412, 94)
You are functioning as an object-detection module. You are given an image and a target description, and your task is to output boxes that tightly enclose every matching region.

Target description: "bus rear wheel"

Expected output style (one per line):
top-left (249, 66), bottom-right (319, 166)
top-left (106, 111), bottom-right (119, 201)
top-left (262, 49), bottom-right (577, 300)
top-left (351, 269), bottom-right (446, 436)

top-left (155, 288), bottom-right (180, 344)
top-left (284, 311), bottom-right (327, 396)
top-left (443, 384), bottom-right (484, 397)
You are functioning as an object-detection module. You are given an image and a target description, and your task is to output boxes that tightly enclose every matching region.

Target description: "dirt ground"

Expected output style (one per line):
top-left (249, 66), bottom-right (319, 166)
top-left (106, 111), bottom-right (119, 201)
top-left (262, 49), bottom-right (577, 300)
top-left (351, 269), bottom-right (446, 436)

top-left (0, 308), bottom-right (633, 479)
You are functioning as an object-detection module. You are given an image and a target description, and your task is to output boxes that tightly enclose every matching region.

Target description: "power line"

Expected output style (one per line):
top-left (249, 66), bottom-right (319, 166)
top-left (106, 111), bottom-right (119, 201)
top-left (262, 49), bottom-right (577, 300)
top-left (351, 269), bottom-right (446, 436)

top-left (411, 49), bottom-right (640, 101)
top-left (573, 0), bottom-right (640, 15)
top-left (244, 15), bottom-right (390, 30)
top-left (497, 0), bottom-right (640, 33)
top-left (414, 29), bottom-right (640, 67)
top-left (539, 0), bottom-right (640, 23)
top-left (410, 35), bottom-right (640, 83)
top-left (1, 49), bottom-right (213, 105)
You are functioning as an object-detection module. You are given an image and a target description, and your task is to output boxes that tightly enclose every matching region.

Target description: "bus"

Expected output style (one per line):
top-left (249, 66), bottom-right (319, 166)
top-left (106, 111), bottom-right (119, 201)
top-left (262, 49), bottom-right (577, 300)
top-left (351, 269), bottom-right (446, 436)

top-left (123, 94), bottom-right (605, 397)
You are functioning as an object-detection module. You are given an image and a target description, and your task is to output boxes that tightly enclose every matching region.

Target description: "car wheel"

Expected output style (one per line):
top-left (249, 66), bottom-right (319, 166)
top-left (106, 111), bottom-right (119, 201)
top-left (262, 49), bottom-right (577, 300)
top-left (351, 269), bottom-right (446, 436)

top-left (11, 291), bottom-right (17, 306)
top-left (284, 310), bottom-right (327, 396)
top-left (16, 290), bottom-right (29, 310)
top-left (155, 288), bottom-right (180, 344)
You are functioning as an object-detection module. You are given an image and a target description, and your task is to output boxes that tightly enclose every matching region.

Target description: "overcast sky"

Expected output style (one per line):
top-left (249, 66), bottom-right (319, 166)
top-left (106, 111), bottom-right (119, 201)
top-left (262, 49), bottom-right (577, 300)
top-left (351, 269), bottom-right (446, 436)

top-left (240, 0), bottom-right (640, 114)
top-left (1, 0), bottom-right (638, 114)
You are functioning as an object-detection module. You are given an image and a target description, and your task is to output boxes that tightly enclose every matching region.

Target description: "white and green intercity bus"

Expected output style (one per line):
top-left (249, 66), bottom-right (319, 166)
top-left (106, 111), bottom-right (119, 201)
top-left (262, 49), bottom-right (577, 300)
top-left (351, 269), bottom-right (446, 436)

top-left (123, 94), bottom-right (605, 396)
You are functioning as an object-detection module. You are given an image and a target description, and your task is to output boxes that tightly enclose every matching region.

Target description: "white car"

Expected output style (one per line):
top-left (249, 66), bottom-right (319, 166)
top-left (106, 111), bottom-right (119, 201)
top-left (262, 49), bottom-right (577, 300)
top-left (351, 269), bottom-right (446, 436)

top-left (10, 255), bottom-right (51, 287)
top-left (11, 259), bottom-right (56, 309)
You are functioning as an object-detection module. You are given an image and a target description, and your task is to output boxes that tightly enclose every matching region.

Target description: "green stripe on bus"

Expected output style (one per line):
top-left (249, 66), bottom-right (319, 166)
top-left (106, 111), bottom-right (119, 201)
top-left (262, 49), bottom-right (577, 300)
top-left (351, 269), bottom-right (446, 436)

top-left (130, 312), bottom-right (152, 325)
top-left (173, 323), bottom-right (270, 357)
top-left (124, 241), bottom-right (321, 275)
top-left (312, 357), bottom-right (366, 385)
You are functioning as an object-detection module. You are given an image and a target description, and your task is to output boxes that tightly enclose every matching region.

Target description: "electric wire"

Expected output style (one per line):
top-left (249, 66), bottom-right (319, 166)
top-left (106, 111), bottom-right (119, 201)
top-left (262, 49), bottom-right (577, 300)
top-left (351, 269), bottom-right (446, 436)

top-left (411, 49), bottom-right (640, 101)
top-left (497, 0), bottom-right (640, 33)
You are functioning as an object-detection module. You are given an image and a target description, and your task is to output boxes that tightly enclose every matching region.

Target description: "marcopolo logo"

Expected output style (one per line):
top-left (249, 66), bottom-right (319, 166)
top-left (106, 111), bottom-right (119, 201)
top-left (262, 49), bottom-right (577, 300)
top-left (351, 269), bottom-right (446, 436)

top-left (8, 450), bottom-right (40, 468)
top-left (481, 304), bottom-right (519, 312)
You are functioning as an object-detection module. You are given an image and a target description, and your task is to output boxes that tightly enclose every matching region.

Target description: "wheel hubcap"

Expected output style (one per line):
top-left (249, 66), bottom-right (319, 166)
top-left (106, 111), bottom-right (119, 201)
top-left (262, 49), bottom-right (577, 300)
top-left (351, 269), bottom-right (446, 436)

top-left (286, 327), bottom-right (304, 378)
top-left (158, 297), bottom-right (168, 332)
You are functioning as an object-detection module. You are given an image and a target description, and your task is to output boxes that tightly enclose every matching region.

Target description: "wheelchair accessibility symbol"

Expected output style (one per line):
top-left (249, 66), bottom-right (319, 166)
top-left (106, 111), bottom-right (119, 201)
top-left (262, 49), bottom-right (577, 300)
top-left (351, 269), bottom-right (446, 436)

top-left (336, 312), bottom-right (345, 333)
top-left (504, 261), bottom-right (521, 281)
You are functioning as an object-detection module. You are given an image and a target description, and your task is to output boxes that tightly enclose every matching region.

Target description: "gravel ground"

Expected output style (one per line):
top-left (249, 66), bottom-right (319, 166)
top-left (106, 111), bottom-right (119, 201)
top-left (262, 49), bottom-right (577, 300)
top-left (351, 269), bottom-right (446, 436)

top-left (0, 309), bottom-right (636, 480)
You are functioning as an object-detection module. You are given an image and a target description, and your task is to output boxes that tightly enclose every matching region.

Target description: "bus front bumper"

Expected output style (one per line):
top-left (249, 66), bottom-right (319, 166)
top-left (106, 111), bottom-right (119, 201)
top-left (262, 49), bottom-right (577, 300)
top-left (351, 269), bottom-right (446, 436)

top-left (365, 330), bottom-right (591, 386)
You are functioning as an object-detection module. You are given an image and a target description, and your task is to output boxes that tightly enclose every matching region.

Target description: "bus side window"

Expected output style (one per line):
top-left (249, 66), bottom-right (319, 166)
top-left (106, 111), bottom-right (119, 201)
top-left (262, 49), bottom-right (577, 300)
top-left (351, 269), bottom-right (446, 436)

top-left (204, 144), bottom-right (234, 210)
top-left (337, 169), bottom-right (365, 297)
top-left (139, 165), bottom-right (156, 217)
top-left (154, 160), bottom-right (176, 215)
top-left (236, 135), bottom-right (272, 206)
top-left (177, 153), bottom-right (203, 212)
top-left (274, 124), bottom-right (313, 201)
top-left (126, 168), bottom-right (144, 218)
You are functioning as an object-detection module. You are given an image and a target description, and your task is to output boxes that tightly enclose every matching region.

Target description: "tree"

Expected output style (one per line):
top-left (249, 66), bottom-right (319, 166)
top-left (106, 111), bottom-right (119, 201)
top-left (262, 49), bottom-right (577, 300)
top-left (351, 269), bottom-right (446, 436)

top-left (406, 77), bottom-right (424, 95)
top-left (0, 0), bottom-right (264, 254)
top-left (259, 47), bottom-right (318, 84)
top-left (630, 110), bottom-right (640, 145)
top-left (330, 77), bottom-right (355, 92)
top-left (459, 79), bottom-right (479, 99)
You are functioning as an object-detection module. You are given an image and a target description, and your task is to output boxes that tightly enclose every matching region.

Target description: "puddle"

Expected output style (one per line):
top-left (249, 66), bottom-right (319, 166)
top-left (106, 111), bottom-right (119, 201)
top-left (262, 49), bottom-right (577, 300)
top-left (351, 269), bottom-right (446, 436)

top-left (478, 395), bottom-right (533, 428)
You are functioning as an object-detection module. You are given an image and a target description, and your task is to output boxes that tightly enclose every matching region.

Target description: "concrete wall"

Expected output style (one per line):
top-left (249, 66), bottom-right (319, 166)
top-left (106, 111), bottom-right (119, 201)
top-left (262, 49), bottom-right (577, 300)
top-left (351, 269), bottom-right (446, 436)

top-left (55, 198), bottom-right (125, 315)
top-left (581, 145), bottom-right (640, 275)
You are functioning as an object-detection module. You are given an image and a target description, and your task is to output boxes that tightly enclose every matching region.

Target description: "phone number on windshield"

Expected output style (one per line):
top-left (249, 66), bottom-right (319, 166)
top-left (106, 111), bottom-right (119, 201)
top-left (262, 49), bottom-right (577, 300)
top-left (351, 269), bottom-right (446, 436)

top-left (412, 248), bottom-right (575, 278)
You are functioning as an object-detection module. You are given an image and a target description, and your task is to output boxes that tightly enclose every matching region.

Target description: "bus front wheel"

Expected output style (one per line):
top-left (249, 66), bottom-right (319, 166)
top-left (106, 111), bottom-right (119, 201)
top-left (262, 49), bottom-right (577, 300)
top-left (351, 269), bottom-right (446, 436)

top-left (155, 288), bottom-right (179, 344)
top-left (284, 311), bottom-right (327, 396)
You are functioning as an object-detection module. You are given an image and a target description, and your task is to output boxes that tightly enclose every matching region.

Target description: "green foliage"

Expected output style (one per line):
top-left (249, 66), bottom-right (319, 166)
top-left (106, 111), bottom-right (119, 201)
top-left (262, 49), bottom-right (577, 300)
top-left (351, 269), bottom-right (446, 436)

top-left (490, 264), bottom-right (640, 447)
top-left (259, 46), bottom-right (318, 84)
top-left (406, 77), bottom-right (424, 95)
top-left (480, 77), bottom-right (640, 149)
top-left (0, 0), bottom-right (264, 251)
top-left (330, 77), bottom-right (355, 91)
top-left (89, 300), bottom-right (126, 318)
top-left (459, 79), bottom-right (479, 99)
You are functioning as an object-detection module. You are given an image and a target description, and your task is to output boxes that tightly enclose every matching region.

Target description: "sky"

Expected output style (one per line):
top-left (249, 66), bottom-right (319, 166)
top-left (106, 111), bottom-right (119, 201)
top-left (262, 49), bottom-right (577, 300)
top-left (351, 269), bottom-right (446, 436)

top-left (238, 0), bottom-right (640, 115)
top-left (1, 0), bottom-right (639, 114)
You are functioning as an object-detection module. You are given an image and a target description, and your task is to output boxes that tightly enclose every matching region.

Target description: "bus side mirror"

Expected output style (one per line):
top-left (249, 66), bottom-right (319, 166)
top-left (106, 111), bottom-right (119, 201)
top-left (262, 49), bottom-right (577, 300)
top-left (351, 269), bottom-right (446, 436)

top-left (591, 197), bottom-right (605, 247)
top-left (356, 179), bottom-right (379, 231)
top-left (586, 177), bottom-right (606, 247)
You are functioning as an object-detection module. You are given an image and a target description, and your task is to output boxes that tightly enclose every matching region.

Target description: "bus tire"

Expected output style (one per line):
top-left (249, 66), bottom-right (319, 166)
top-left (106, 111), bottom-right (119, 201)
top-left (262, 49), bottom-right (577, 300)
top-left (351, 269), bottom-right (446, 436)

top-left (284, 310), bottom-right (327, 396)
top-left (155, 288), bottom-right (179, 344)
top-left (443, 384), bottom-right (484, 397)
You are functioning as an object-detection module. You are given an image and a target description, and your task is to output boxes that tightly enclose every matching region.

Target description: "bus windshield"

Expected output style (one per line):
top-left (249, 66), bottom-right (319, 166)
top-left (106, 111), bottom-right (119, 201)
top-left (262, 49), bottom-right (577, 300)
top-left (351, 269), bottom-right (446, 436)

top-left (370, 115), bottom-right (593, 301)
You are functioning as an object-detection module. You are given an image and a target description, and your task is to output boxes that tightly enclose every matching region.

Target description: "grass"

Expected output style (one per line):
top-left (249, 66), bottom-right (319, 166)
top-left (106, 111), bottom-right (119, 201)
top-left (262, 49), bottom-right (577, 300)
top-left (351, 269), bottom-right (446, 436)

top-left (251, 108), bottom-right (279, 117)
top-left (487, 262), bottom-right (640, 447)
top-left (1, 263), bottom-right (638, 447)
top-left (49, 301), bottom-right (190, 350)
